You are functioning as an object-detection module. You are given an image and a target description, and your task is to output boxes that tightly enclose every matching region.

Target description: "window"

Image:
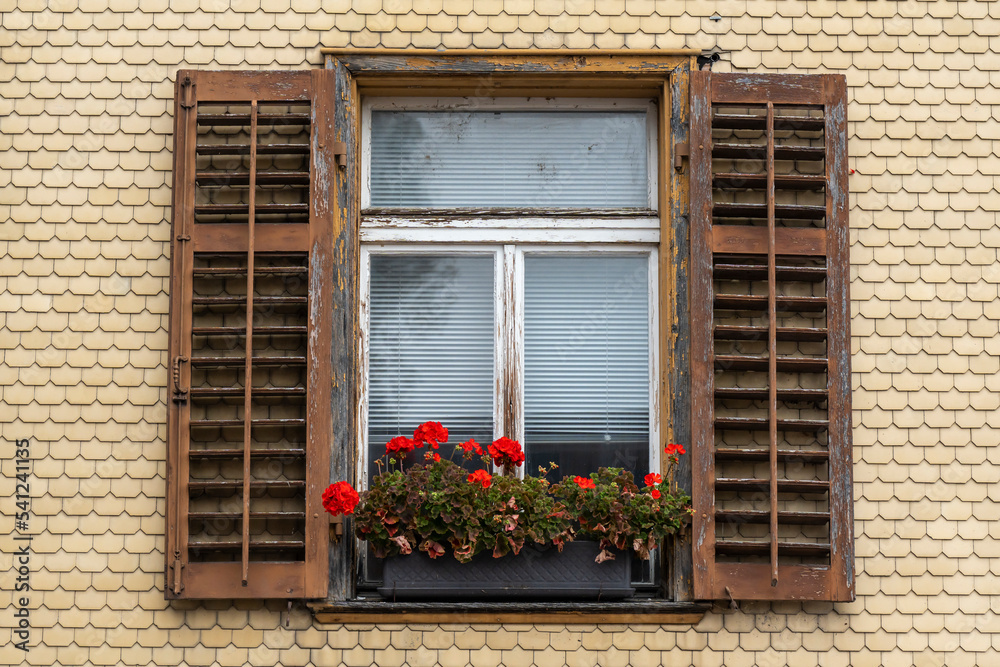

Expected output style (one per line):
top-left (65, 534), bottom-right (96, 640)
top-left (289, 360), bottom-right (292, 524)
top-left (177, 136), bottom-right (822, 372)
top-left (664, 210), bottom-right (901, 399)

top-left (166, 56), bottom-right (853, 610)
top-left (359, 98), bottom-right (660, 482)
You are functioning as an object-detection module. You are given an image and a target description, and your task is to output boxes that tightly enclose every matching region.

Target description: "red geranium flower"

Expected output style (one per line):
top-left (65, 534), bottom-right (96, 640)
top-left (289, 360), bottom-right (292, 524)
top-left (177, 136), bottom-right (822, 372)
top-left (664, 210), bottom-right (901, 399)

top-left (644, 473), bottom-right (662, 487)
top-left (664, 443), bottom-right (686, 457)
top-left (321, 481), bottom-right (359, 516)
top-left (573, 476), bottom-right (596, 490)
top-left (413, 421), bottom-right (448, 450)
top-left (651, 489), bottom-right (661, 499)
top-left (386, 436), bottom-right (417, 455)
top-left (488, 437), bottom-right (525, 469)
top-left (468, 469), bottom-right (492, 489)
top-left (459, 439), bottom-right (484, 456)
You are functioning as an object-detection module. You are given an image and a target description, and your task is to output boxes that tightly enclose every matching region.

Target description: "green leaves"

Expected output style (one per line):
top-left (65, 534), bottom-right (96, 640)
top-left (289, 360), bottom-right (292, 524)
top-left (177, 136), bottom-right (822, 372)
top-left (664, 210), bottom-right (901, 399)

top-left (354, 457), bottom-right (690, 563)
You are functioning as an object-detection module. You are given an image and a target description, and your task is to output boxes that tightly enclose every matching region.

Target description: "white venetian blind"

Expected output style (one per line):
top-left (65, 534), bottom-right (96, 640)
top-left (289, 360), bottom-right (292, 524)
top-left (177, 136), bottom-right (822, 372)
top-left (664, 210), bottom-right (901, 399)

top-left (367, 254), bottom-right (495, 476)
top-left (369, 110), bottom-right (649, 208)
top-left (523, 254), bottom-right (650, 481)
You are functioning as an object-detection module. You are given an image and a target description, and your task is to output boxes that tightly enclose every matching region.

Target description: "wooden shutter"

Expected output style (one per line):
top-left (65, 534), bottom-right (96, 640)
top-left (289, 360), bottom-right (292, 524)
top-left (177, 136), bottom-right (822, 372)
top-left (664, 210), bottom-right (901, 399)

top-left (690, 72), bottom-right (853, 602)
top-left (166, 70), bottom-right (336, 599)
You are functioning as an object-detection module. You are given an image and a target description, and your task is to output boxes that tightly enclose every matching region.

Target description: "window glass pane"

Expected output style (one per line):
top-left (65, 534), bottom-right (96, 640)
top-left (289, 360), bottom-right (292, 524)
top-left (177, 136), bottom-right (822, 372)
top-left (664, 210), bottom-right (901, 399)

top-left (367, 254), bottom-right (495, 481)
top-left (524, 254), bottom-right (650, 481)
top-left (370, 110), bottom-right (649, 208)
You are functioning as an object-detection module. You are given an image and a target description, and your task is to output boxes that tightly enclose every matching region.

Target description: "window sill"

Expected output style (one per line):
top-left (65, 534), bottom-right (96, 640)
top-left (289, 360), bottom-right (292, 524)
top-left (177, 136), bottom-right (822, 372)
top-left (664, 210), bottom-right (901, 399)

top-left (308, 599), bottom-right (710, 625)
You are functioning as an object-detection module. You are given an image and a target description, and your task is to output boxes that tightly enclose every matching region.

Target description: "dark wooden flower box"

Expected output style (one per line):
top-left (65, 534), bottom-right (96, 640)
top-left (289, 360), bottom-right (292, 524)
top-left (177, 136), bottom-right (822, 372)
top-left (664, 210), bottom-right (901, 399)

top-left (377, 540), bottom-right (635, 600)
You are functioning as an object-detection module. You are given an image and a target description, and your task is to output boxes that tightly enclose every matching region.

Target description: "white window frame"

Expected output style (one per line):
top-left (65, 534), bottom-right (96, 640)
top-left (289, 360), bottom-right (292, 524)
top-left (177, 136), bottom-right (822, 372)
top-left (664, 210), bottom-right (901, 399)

top-left (359, 244), bottom-right (660, 485)
top-left (357, 96), bottom-right (662, 489)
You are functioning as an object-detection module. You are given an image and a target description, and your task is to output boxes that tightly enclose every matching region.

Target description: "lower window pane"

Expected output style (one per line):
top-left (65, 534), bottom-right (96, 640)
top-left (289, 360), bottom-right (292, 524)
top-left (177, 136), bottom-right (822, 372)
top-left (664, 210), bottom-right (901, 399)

top-left (367, 254), bottom-right (495, 480)
top-left (524, 254), bottom-right (650, 481)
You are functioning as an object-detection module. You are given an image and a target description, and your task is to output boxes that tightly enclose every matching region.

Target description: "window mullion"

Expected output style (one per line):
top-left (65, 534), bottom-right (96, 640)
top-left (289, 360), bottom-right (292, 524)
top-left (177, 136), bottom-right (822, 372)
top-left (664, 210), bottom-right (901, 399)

top-left (497, 245), bottom-right (525, 478)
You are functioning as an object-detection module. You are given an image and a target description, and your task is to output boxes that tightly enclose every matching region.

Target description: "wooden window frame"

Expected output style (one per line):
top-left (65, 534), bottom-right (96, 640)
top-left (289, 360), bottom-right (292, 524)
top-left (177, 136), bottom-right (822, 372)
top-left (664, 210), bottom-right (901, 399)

top-left (313, 50), bottom-right (703, 622)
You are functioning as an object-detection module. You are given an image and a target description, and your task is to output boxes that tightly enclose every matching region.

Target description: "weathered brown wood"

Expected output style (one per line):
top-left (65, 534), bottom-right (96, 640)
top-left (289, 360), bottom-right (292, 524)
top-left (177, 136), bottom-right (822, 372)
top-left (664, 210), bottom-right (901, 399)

top-left (338, 52), bottom-right (691, 76)
top-left (712, 114), bottom-right (825, 132)
top-left (711, 73), bottom-right (827, 105)
top-left (189, 356), bottom-right (306, 368)
top-left (188, 448), bottom-right (306, 459)
top-left (310, 600), bottom-right (709, 626)
top-left (197, 113), bottom-right (311, 126)
top-left (714, 448), bottom-right (829, 463)
top-left (713, 202), bottom-right (826, 220)
top-left (716, 510), bottom-right (830, 525)
top-left (240, 99), bottom-right (259, 585)
top-left (196, 171), bottom-right (310, 186)
top-left (714, 355), bottom-right (828, 373)
top-left (324, 60), bottom-right (357, 603)
top-left (197, 143), bottom-right (310, 156)
top-left (715, 541), bottom-right (830, 557)
top-left (690, 72), bottom-right (853, 602)
top-left (666, 66), bottom-right (697, 602)
top-left (715, 478), bottom-right (829, 494)
top-left (166, 70), bottom-right (198, 600)
top-left (303, 67), bottom-right (338, 600)
top-left (713, 262), bottom-right (826, 281)
top-left (715, 417), bottom-right (828, 432)
top-left (712, 143), bottom-right (824, 162)
top-left (714, 387), bottom-right (828, 403)
top-left (167, 69), bottom-right (333, 600)
top-left (189, 224), bottom-right (309, 254)
top-left (184, 562), bottom-right (309, 599)
top-left (188, 387), bottom-right (306, 398)
top-left (713, 562), bottom-right (839, 601)
top-left (688, 69), bottom-right (716, 603)
top-left (823, 73), bottom-right (855, 603)
top-left (175, 69), bottom-right (311, 103)
top-left (714, 325), bottom-right (828, 342)
top-left (711, 226), bottom-right (827, 256)
top-left (713, 173), bottom-right (825, 191)
top-left (713, 294), bottom-right (827, 312)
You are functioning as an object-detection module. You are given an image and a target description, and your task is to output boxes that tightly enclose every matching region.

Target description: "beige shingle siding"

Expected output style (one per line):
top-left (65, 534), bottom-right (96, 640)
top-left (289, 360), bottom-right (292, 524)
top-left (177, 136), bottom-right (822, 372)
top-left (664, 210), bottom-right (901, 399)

top-left (2, 1), bottom-right (998, 665)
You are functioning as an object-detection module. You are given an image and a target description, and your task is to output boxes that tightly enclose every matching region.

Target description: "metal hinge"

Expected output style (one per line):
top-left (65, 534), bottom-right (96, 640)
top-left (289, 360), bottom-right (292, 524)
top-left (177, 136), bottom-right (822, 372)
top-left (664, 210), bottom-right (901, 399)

top-left (674, 141), bottom-right (690, 171)
top-left (180, 76), bottom-right (196, 109)
top-left (172, 355), bottom-right (189, 404)
top-left (171, 553), bottom-right (184, 595)
top-left (333, 141), bottom-right (347, 168)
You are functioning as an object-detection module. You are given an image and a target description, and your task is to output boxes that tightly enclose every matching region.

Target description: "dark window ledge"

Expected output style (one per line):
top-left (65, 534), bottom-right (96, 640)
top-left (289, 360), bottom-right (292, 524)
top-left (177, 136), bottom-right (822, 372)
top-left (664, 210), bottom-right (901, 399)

top-left (309, 599), bottom-right (710, 625)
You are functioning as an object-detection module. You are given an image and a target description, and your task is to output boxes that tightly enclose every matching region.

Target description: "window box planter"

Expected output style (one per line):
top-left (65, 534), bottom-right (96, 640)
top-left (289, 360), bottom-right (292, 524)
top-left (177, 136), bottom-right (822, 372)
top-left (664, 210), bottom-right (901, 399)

top-left (377, 540), bottom-right (635, 601)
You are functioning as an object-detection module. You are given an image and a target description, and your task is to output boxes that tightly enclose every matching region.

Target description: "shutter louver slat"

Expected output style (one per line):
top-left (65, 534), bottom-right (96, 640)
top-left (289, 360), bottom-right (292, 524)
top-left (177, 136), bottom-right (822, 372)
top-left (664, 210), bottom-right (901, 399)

top-left (691, 72), bottom-right (853, 602)
top-left (167, 70), bottom-right (334, 599)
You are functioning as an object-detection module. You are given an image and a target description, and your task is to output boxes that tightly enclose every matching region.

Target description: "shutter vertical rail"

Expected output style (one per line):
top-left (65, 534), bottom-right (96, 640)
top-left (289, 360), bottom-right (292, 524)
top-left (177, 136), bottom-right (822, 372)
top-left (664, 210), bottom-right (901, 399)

top-left (765, 101), bottom-right (779, 589)
top-left (241, 100), bottom-right (259, 586)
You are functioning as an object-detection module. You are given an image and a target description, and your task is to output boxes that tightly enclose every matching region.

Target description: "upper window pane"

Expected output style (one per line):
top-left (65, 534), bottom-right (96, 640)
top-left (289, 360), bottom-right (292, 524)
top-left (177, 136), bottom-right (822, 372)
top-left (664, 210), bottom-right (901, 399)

top-left (369, 109), bottom-right (651, 208)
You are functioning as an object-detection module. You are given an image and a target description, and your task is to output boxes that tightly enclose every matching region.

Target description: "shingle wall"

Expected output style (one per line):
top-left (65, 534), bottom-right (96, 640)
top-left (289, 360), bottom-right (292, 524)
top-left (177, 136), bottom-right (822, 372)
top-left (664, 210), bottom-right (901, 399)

top-left (1, 1), bottom-right (998, 665)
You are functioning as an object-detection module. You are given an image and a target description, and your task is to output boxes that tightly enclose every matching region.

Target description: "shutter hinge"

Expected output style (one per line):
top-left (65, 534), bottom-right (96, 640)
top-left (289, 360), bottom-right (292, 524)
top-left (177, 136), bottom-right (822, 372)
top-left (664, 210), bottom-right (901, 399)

top-left (333, 141), bottom-right (347, 168)
top-left (329, 514), bottom-right (344, 542)
top-left (171, 552), bottom-right (184, 595)
top-left (180, 76), bottom-right (196, 109)
top-left (176, 234), bottom-right (191, 242)
top-left (172, 355), bottom-right (189, 404)
top-left (674, 141), bottom-right (690, 171)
